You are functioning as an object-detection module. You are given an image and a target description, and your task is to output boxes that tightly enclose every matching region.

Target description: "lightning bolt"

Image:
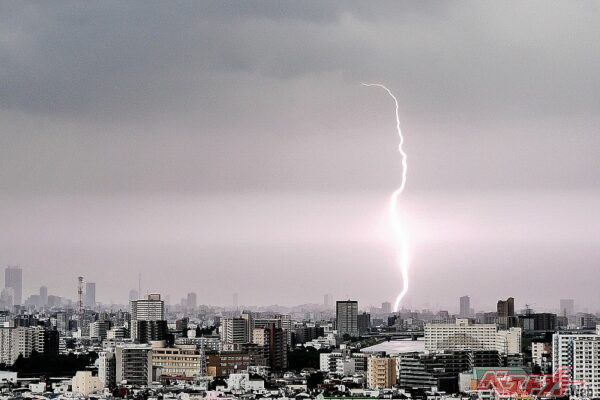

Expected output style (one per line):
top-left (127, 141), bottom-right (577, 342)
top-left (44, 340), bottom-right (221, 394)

top-left (362, 83), bottom-right (409, 313)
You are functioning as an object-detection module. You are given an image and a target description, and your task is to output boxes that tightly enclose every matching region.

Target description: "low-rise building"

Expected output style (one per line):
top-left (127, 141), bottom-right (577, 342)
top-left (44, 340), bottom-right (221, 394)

top-left (72, 371), bottom-right (104, 396)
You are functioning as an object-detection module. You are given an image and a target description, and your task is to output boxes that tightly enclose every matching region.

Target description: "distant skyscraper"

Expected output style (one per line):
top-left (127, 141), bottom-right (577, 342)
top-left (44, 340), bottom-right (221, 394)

top-left (559, 299), bottom-right (574, 316)
top-left (128, 289), bottom-right (139, 303)
top-left (232, 292), bottom-right (238, 309)
top-left (497, 297), bottom-right (515, 317)
top-left (381, 301), bottom-right (392, 314)
top-left (323, 294), bottom-right (332, 308)
top-left (336, 300), bottom-right (359, 337)
top-left (85, 282), bottom-right (96, 308)
top-left (186, 292), bottom-right (197, 309)
top-left (4, 266), bottom-right (22, 306)
top-left (460, 295), bottom-right (470, 317)
top-left (39, 286), bottom-right (48, 306)
top-left (497, 297), bottom-right (517, 329)
top-left (358, 312), bottom-right (371, 334)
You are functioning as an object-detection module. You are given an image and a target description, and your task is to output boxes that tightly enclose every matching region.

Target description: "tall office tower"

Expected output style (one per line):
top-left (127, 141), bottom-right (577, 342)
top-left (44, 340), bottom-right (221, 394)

top-left (559, 299), bottom-right (575, 316)
top-left (552, 327), bottom-right (600, 397)
top-left (497, 297), bottom-right (517, 329)
top-left (85, 282), bottom-right (96, 308)
top-left (130, 293), bottom-right (166, 343)
top-left (220, 317), bottom-right (250, 348)
top-left (186, 292), bottom-right (197, 309)
top-left (323, 294), bottom-right (331, 308)
top-left (381, 301), bottom-right (392, 314)
top-left (497, 297), bottom-right (515, 316)
top-left (128, 289), bottom-right (139, 302)
top-left (4, 266), bottom-right (22, 306)
top-left (232, 292), bottom-right (239, 309)
top-left (39, 286), bottom-right (48, 306)
top-left (336, 300), bottom-right (359, 337)
top-left (460, 295), bottom-right (471, 317)
top-left (358, 312), bottom-right (371, 334)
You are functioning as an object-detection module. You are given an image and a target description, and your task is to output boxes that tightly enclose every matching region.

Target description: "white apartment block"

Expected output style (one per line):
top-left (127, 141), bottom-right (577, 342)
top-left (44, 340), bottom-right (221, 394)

top-left (425, 318), bottom-right (521, 354)
top-left (0, 326), bottom-right (46, 365)
top-left (130, 293), bottom-right (165, 340)
top-left (552, 326), bottom-right (600, 397)
top-left (496, 327), bottom-right (522, 355)
top-left (0, 327), bottom-right (15, 365)
top-left (319, 351), bottom-right (368, 375)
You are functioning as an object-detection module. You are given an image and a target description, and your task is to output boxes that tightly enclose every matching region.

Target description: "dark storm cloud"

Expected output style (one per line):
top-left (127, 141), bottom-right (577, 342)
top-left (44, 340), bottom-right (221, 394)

top-left (2, 1), bottom-right (600, 116)
top-left (2, 1), bottom-right (600, 195)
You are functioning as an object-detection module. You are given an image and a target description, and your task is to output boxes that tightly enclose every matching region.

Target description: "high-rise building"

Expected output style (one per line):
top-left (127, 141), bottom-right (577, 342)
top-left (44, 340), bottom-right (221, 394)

top-left (552, 326), bottom-right (600, 397)
top-left (559, 299), bottom-right (575, 317)
top-left (98, 351), bottom-right (116, 388)
top-left (497, 297), bottom-right (517, 328)
top-left (324, 294), bottom-right (332, 308)
top-left (336, 300), bottom-right (359, 337)
top-left (56, 311), bottom-right (70, 334)
top-left (85, 282), bottom-right (96, 309)
top-left (381, 301), bottom-right (392, 314)
top-left (221, 317), bottom-right (250, 347)
top-left (4, 266), bottom-right (22, 306)
top-left (89, 320), bottom-right (112, 340)
top-left (367, 356), bottom-right (397, 389)
top-left (358, 312), bottom-right (371, 334)
top-left (130, 294), bottom-right (166, 343)
top-left (253, 322), bottom-right (288, 371)
top-left (186, 292), bottom-right (197, 309)
top-left (519, 312), bottom-right (557, 332)
top-left (497, 297), bottom-right (515, 317)
top-left (459, 295), bottom-right (470, 317)
top-left (0, 326), bottom-right (57, 365)
top-left (39, 286), bottom-right (48, 306)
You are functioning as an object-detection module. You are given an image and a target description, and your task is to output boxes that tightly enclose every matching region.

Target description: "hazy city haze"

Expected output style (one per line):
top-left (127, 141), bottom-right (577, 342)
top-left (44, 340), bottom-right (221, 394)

top-left (1, 2), bottom-right (600, 310)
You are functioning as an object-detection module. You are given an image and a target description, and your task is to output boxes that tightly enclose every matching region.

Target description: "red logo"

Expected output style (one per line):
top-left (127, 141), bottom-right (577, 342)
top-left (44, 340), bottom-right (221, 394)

top-left (476, 367), bottom-right (588, 399)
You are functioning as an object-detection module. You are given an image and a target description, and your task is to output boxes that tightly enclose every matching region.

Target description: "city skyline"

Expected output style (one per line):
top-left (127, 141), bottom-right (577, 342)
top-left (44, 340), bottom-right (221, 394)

top-left (0, 265), bottom-right (587, 316)
top-left (2, 2), bottom-right (600, 309)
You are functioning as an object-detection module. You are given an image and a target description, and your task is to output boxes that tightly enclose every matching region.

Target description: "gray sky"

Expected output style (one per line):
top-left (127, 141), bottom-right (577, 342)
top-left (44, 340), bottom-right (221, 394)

top-left (1, 1), bottom-right (600, 312)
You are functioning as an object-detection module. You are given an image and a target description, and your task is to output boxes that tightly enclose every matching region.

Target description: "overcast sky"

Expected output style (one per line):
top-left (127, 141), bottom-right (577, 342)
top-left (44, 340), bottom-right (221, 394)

top-left (1, 1), bottom-right (600, 312)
